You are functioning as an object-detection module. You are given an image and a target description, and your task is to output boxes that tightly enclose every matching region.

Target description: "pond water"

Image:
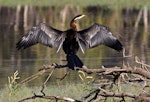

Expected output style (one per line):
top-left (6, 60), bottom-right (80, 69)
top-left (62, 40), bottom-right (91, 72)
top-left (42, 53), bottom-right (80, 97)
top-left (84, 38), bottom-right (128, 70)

top-left (0, 6), bottom-right (149, 88)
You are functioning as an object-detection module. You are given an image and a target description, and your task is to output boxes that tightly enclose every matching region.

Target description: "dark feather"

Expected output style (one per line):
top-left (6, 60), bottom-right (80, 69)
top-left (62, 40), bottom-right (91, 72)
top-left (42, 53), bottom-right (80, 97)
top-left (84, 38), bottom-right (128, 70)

top-left (77, 23), bottom-right (123, 52)
top-left (67, 54), bottom-right (83, 70)
top-left (16, 23), bottom-right (65, 52)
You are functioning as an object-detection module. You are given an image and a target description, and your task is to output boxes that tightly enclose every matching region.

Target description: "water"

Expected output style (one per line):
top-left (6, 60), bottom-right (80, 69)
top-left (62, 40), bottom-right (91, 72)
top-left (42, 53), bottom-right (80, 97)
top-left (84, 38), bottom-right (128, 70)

top-left (0, 6), bottom-right (149, 88)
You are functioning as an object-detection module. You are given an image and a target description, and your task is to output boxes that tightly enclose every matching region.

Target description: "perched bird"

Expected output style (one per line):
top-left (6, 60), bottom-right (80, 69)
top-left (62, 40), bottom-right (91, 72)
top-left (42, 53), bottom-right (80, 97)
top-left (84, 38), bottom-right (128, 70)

top-left (16, 14), bottom-right (122, 70)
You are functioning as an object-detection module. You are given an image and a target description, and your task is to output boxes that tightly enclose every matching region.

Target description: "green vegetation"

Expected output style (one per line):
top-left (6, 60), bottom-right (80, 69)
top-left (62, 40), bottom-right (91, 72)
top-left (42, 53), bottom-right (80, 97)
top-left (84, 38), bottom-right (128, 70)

top-left (0, 82), bottom-right (143, 102)
top-left (0, 69), bottom-right (147, 102)
top-left (0, 70), bottom-right (91, 102)
top-left (0, 83), bottom-right (87, 102)
top-left (0, 0), bottom-right (150, 9)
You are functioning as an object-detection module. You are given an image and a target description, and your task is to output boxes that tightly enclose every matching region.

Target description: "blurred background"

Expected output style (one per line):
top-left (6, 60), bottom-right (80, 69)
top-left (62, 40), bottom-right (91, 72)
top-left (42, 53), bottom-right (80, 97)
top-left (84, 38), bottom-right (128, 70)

top-left (0, 0), bottom-right (149, 88)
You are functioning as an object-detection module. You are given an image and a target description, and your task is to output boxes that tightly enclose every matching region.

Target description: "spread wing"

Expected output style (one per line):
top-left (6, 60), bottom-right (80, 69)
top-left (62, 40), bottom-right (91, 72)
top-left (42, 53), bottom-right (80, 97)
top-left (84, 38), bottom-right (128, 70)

top-left (77, 23), bottom-right (122, 53)
top-left (16, 23), bottom-right (65, 53)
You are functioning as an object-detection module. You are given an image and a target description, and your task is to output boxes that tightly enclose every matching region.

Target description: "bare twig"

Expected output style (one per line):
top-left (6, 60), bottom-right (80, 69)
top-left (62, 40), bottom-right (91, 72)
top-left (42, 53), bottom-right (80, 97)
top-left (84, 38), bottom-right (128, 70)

top-left (57, 70), bottom-right (70, 80)
top-left (98, 87), bottom-right (150, 102)
top-left (135, 56), bottom-right (150, 68)
top-left (99, 87), bottom-right (136, 98)
top-left (41, 68), bottom-right (55, 96)
top-left (84, 89), bottom-right (100, 101)
top-left (19, 63), bottom-right (67, 85)
top-left (19, 70), bottom-right (45, 85)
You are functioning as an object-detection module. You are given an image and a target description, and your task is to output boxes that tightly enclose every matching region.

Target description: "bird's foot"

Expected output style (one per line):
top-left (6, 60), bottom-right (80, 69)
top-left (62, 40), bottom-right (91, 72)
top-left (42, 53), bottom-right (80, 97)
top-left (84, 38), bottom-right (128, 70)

top-left (74, 67), bottom-right (82, 70)
top-left (51, 63), bottom-right (58, 67)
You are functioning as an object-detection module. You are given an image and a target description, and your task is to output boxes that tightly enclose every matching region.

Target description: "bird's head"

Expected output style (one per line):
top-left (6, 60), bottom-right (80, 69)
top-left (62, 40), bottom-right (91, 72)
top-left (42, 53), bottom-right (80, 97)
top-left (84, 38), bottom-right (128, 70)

top-left (70, 14), bottom-right (85, 30)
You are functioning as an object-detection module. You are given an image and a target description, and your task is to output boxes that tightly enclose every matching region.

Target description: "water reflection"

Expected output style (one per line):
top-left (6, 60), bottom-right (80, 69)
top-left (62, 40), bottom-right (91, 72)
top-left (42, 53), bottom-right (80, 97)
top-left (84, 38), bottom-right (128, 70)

top-left (0, 5), bottom-right (149, 88)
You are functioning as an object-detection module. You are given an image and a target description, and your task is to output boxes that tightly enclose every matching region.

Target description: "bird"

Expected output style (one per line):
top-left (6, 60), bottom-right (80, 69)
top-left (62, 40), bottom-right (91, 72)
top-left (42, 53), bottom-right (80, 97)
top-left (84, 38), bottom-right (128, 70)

top-left (16, 14), bottom-right (123, 70)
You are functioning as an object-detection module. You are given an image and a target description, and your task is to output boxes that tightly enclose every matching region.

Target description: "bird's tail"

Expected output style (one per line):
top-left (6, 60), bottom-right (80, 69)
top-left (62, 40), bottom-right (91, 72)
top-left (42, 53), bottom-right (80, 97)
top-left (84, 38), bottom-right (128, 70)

top-left (67, 54), bottom-right (83, 70)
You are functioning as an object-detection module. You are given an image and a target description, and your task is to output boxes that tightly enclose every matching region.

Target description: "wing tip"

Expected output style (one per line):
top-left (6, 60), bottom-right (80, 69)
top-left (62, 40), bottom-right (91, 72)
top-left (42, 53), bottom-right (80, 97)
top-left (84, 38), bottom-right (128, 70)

top-left (115, 40), bottom-right (123, 52)
top-left (117, 47), bottom-right (123, 52)
top-left (16, 40), bottom-right (28, 50)
top-left (16, 41), bottom-right (22, 50)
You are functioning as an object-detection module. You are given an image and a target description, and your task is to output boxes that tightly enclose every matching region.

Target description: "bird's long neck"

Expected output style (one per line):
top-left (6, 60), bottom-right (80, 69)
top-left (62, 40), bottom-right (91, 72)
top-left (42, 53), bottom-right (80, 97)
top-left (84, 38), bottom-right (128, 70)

top-left (70, 20), bottom-right (78, 31)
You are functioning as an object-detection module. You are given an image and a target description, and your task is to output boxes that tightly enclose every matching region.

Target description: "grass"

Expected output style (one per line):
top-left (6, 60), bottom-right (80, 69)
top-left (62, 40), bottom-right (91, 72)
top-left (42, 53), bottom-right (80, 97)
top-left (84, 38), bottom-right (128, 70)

top-left (0, 71), bottom-right (148, 102)
top-left (0, 82), bottom-right (144, 102)
top-left (0, 0), bottom-right (150, 9)
top-left (0, 83), bottom-right (89, 102)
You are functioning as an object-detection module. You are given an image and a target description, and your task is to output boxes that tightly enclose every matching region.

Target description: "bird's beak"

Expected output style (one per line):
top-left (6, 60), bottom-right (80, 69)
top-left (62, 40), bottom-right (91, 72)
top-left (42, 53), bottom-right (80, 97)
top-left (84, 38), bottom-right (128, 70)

top-left (80, 14), bottom-right (86, 19)
top-left (74, 14), bottom-right (86, 20)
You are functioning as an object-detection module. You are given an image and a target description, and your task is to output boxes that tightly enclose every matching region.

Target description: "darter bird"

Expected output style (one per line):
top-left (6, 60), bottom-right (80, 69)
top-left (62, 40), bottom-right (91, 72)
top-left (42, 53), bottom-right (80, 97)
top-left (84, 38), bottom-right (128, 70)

top-left (16, 14), bottom-right (123, 70)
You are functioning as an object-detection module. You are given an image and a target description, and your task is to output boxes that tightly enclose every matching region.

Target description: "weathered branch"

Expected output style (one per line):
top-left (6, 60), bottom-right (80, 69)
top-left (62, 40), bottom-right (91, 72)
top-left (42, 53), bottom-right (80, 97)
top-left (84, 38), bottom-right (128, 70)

top-left (38, 64), bottom-right (150, 80)
top-left (84, 86), bottom-right (150, 102)
top-left (18, 94), bottom-right (81, 102)
top-left (84, 88), bottom-right (100, 101)
top-left (18, 58), bottom-right (150, 102)
top-left (98, 87), bottom-right (150, 102)
top-left (78, 66), bottom-right (150, 79)
top-left (99, 87), bottom-right (136, 98)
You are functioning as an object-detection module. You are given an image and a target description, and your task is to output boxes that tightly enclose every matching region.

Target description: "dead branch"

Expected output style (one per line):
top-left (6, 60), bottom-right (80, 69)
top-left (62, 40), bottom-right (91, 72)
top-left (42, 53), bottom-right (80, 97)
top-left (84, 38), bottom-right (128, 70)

top-left (19, 63), bottom-right (66, 85)
top-left (84, 88), bottom-right (100, 101)
top-left (41, 68), bottom-right (55, 96)
top-left (84, 87), bottom-right (150, 102)
top-left (98, 87), bottom-right (150, 102)
top-left (78, 66), bottom-right (150, 79)
top-left (134, 93), bottom-right (150, 102)
top-left (38, 63), bottom-right (150, 81)
top-left (18, 56), bottom-right (150, 102)
top-left (18, 93), bottom-right (81, 102)
top-left (18, 64), bottom-right (55, 85)
top-left (99, 87), bottom-right (136, 98)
